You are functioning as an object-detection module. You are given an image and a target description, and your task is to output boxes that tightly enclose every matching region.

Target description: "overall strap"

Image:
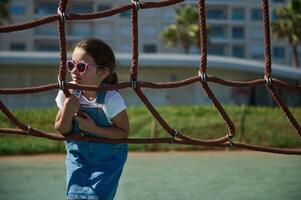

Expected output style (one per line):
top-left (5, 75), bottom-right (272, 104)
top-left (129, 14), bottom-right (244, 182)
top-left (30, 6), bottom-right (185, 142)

top-left (96, 83), bottom-right (109, 104)
top-left (96, 90), bottom-right (106, 104)
top-left (73, 89), bottom-right (82, 98)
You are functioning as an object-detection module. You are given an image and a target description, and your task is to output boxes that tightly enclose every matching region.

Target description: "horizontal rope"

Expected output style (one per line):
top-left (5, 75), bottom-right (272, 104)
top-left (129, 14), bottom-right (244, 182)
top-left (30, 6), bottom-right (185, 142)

top-left (1, 127), bottom-right (300, 155)
top-left (0, 15), bottom-right (58, 33)
top-left (0, 0), bottom-right (183, 33)
top-left (0, 77), bottom-right (300, 95)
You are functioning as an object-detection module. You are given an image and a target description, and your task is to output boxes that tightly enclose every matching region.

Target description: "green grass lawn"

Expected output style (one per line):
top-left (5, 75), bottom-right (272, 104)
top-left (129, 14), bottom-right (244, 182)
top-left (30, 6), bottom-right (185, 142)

top-left (0, 105), bottom-right (301, 154)
top-left (0, 151), bottom-right (300, 200)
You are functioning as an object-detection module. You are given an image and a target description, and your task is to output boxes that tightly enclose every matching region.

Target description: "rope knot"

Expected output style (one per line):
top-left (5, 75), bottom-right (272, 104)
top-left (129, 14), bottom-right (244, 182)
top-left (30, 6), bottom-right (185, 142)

top-left (58, 76), bottom-right (65, 91)
top-left (264, 75), bottom-right (272, 87)
top-left (27, 125), bottom-right (32, 136)
top-left (131, 77), bottom-right (137, 89)
top-left (198, 71), bottom-right (207, 83)
top-left (131, 0), bottom-right (141, 10)
top-left (226, 133), bottom-right (234, 147)
top-left (57, 8), bottom-right (66, 22)
top-left (170, 129), bottom-right (178, 144)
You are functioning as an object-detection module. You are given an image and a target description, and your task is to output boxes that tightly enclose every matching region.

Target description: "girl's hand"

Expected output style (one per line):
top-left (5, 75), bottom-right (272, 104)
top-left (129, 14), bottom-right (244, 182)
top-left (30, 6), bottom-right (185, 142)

top-left (63, 94), bottom-right (80, 116)
top-left (75, 113), bottom-right (96, 133)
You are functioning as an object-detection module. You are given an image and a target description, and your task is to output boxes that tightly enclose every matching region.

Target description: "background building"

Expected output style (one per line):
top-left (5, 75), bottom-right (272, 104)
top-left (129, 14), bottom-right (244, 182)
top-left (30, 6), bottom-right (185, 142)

top-left (1, 0), bottom-right (301, 66)
top-left (1, 0), bottom-right (301, 109)
top-left (1, 52), bottom-right (300, 109)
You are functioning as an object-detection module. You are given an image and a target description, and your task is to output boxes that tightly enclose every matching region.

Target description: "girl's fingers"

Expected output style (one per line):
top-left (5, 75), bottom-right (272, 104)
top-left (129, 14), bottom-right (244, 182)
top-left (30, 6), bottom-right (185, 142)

top-left (70, 95), bottom-right (79, 104)
top-left (84, 113), bottom-right (92, 120)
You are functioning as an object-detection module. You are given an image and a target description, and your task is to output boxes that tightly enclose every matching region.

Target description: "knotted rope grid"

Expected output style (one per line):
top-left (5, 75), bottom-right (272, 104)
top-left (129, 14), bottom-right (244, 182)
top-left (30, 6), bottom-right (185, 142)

top-left (0, 0), bottom-right (301, 155)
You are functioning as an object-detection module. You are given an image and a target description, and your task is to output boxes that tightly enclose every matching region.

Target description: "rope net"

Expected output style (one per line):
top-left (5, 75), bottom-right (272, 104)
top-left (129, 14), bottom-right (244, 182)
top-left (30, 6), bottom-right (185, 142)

top-left (0, 0), bottom-right (301, 155)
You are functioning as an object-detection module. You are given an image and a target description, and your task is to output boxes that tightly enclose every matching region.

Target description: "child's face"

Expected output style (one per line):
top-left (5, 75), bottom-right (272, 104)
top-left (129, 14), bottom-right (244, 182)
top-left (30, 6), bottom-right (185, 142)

top-left (70, 47), bottom-right (101, 85)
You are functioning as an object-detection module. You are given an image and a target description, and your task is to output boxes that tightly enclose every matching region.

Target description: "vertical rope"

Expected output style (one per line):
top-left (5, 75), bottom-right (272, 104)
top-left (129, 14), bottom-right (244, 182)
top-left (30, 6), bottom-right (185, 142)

top-left (262, 0), bottom-right (272, 78)
top-left (200, 82), bottom-right (236, 137)
top-left (0, 100), bottom-right (28, 131)
top-left (198, 0), bottom-right (207, 74)
top-left (134, 87), bottom-right (174, 134)
top-left (130, 3), bottom-right (139, 81)
top-left (266, 85), bottom-right (301, 137)
top-left (197, 0), bottom-right (235, 140)
top-left (57, 0), bottom-right (70, 97)
top-left (59, 0), bottom-right (68, 12)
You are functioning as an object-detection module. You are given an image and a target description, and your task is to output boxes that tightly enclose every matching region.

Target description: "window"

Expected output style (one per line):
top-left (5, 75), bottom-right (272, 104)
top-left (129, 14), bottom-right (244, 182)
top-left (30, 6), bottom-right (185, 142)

top-left (97, 4), bottom-right (111, 11)
top-left (70, 23), bottom-right (92, 36)
top-left (162, 9), bottom-right (175, 22)
top-left (231, 8), bottom-right (244, 20)
top-left (210, 26), bottom-right (226, 39)
top-left (142, 9), bottom-right (156, 18)
top-left (142, 25), bottom-right (156, 37)
top-left (10, 5), bottom-right (26, 15)
top-left (120, 25), bottom-right (131, 37)
top-left (273, 47), bottom-right (285, 59)
top-left (95, 24), bottom-right (112, 38)
top-left (190, 47), bottom-right (199, 54)
top-left (232, 45), bottom-right (245, 58)
top-left (251, 8), bottom-right (262, 21)
top-left (143, 44), bottom-right (157, 53)
top-left (232, 27), bottom-right (244, 39)
top-left (251, 45), bottom-right (264, 59)
top-left (119, 44), bottom-right (131, 52)
top-left (207, 9), bottom-right (227, 20)
top-left (69, 4), bottom-right (93, 13)
top-left (35, 43), bottom-right (59, 51)
top-left (35, 3), bottom-right (57, 15)
top-left (251, 28), bottom-right (263, 39)
top-left (208, 44), bottom-right (225, 56)
top-left (34, 24), bottom-right (57, 36)
top-left (120, 11), bottom-right (131, 18)
top-left (10, 43), bottom-right (25, 51)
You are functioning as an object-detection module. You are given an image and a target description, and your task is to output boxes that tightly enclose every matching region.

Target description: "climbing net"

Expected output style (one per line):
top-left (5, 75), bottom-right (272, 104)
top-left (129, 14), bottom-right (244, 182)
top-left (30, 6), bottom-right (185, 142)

top-left (0, 0), bottom-right (300, 155)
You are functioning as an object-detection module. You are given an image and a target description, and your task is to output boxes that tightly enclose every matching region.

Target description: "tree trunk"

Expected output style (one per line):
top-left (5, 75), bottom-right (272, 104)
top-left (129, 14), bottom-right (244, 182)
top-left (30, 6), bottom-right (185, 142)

top-left (182, 41), bottom-right (190, 54)
top-left (291, 45), bottom-right (300, 68)
top-left (184, 47), bottom-right (189, 54)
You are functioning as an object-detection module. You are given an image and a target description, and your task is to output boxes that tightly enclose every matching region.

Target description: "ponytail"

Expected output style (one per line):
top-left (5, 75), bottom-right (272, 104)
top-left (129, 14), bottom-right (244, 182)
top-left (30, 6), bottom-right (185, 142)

top-left (102, 72), bottom-right (118, 85)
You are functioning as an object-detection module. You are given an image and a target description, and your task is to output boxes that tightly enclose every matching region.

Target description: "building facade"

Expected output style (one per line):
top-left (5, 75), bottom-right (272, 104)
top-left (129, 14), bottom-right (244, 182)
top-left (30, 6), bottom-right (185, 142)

top-left (1, 0), bottom-right (300, 66)
top-left (0, 52), bottom-right (300, 109)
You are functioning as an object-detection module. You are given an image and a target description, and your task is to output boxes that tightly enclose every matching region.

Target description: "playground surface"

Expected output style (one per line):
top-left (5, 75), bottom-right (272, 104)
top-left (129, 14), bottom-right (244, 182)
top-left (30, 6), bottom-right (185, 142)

top-left (0, 151), bottom-right (300, 200)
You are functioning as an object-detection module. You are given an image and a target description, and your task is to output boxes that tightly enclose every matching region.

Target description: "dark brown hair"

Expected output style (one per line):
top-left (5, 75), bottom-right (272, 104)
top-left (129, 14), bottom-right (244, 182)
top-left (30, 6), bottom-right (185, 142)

top-left (75, 37), bottom-right (118, 85)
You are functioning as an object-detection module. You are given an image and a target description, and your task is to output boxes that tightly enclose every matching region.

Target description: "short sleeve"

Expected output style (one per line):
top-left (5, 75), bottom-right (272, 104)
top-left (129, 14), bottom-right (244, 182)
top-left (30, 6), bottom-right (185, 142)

top-left (106, 92), bottom-right (126, 119)
top-left (55, 90), bottom-right (66, 109)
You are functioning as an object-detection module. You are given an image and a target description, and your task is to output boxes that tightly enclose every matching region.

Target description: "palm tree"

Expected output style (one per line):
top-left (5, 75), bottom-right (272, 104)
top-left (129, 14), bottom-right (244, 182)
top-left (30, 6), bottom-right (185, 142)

top-left (160, 4), bottom-right (203, 54)
top-left (0, 0), bottom-right (9, 25)
top-left (272, 0), bottom-right (301, 68)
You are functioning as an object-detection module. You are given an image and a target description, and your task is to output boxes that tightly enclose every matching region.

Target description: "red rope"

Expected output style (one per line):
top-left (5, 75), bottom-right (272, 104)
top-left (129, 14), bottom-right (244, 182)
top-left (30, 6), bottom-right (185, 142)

top-left (198, 0), bottom-right (207, 74)
top-left (130, 2), bottom-right (139, 81)
top-left (0, 0), bottom-right (300, 155)
top-left (262, 0), bottom-right (272, 78)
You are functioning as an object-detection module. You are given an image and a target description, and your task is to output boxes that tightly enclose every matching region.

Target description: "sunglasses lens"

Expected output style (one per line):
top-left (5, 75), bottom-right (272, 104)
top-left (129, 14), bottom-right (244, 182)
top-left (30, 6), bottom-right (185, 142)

top-left (67, 61), bottom-right (75, 71)
top-left (77, 63), bottom-right (86, 73)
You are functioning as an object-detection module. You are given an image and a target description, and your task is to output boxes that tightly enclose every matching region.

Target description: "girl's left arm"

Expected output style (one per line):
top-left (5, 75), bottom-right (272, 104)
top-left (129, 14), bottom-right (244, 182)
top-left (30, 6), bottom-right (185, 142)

top-left (76, 110), bottom-right (130, 139)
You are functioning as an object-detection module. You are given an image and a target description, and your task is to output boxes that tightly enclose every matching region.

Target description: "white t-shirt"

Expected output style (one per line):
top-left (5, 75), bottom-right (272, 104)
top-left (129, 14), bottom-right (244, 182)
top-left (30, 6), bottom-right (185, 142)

top-left (55, 89), bottom-right (126, 124)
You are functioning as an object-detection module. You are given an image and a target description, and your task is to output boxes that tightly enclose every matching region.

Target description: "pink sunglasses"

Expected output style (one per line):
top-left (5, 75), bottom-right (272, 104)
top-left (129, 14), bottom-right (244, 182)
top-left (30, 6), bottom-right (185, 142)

top-left (67, 60), bottom-right (96, 75)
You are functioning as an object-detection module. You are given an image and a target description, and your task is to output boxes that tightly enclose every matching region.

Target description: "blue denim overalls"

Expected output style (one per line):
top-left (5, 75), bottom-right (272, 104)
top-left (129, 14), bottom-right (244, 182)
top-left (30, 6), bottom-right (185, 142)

top-left (65, 90), bottom-right (128, 200)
